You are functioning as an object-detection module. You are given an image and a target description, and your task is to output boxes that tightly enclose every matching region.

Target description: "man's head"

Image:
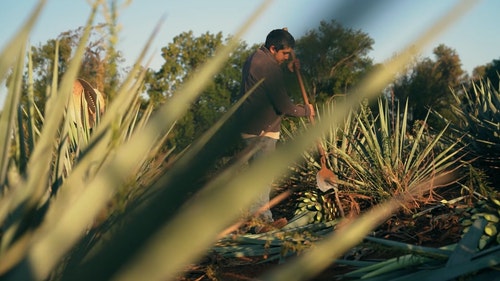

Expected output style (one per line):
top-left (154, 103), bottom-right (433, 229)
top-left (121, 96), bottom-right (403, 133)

top-left (265, 29), bottom-right (295, 65)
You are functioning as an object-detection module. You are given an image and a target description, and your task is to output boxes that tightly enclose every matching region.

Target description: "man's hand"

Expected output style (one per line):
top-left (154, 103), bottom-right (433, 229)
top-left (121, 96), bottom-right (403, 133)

top-left (308, 103), bottom-right (315, 117)
top-left (287, 58), bottom-right (300, 72)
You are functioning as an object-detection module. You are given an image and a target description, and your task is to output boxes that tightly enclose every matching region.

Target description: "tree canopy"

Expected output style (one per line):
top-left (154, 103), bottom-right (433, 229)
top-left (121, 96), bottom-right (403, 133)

top-left (293, 19), bottom-right (375, 103)
top-left (24, 24), bottom-right (123, 115)
top-left (145, 31), bottom-right (256, 150)
top-left (483, 59), bottom-right (500, 88)
top-left (391, 44), bottom-right (467, 127)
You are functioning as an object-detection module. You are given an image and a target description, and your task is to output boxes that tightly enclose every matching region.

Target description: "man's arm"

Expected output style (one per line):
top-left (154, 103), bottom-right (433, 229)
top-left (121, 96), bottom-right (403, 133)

top-left (265, 64), bottom-right (312, 117)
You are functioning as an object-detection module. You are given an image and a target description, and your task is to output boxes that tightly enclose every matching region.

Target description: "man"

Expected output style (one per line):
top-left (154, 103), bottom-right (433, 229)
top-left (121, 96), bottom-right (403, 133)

top-left (237, 29), bottom-right (315, 230)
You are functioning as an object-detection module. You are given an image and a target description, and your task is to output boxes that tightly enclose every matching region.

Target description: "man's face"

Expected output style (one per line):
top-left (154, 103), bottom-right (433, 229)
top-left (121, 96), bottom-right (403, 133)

top-left (270, 46), bottom-right (292, 65)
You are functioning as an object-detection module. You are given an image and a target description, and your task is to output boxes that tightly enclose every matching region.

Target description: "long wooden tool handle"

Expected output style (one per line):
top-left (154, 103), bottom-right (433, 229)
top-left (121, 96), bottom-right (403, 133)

top-left (291, 51), bottom-right (327, 159)
top-left (291, 51), bottom-right (311, 112)
top-left (295, 63), bottom-right (311, 108)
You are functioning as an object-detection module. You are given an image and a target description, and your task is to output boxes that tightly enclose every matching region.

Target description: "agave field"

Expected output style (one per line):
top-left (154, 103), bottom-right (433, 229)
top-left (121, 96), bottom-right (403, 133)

top-left (1, 1), bottom-right (499, 281)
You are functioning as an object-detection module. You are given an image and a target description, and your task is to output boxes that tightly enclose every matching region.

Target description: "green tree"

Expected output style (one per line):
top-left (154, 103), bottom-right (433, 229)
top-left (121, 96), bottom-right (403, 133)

top-left (472, 64), bottom-right (487, 80)
top-left (26, 23), bottom-right (124, 115)
top-left (147, 31), bottom-right (254, 151)
top-left (28, 35), bottom-right (72, 110)
top-left (483, 58), bottom-right (500, 88)
top-left (21, 0), bottom-right (129, 115)
top-left (292, 19), bottom-right (374, 103)
top-left (391, 44), bottom-right (466, 127)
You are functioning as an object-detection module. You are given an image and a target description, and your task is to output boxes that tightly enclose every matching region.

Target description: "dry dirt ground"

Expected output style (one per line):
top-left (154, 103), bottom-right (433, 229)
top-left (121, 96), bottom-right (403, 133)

top-left (177, 185), bottom-right (465, 281)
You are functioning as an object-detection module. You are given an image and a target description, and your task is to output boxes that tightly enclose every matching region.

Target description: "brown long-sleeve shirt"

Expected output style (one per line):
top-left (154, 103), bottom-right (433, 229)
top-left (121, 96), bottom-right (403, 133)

top-left (237, 46), bottom-right (311, 136)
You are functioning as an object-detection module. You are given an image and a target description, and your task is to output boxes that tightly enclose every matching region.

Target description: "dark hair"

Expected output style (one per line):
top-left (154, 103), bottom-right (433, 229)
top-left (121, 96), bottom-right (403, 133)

top-left (264, 29), bottom-right (295, 51)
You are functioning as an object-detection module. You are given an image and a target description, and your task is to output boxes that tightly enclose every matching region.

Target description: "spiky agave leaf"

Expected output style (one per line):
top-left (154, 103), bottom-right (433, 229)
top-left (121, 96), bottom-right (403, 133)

top-left (282, 98), bottom-right (365, 200)
top-left (448, 78), bottom-right (500, 186)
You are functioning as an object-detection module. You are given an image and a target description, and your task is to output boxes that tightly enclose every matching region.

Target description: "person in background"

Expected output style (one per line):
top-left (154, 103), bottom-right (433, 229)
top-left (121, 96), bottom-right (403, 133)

top-left (236, 28), bottom-right (315, 232)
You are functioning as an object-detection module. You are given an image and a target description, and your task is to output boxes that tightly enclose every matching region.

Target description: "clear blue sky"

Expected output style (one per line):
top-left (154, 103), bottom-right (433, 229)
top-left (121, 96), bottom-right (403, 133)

top-left (0, 0), bottom-right (498, 77)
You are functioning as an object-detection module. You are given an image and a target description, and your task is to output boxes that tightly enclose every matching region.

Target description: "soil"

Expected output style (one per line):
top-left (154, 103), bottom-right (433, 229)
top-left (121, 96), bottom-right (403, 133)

top-left (177, 184), bottom-right (468, 281)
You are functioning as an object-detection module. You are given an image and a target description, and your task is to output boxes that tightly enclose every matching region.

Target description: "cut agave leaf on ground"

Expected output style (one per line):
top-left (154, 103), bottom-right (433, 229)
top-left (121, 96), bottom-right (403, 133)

top-left (446, 218), bottom-right (486, 266)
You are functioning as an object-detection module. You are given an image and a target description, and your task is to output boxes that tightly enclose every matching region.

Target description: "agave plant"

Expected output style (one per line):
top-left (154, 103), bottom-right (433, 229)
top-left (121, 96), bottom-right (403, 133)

top-left (343, 98), bottom-right (464, 205)
top-left (0, 1), bottom-right (171, 280)
top-left (286, 96), bottom-right (464, 218)
top-left (449, 78), bottom-right (500, 189)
